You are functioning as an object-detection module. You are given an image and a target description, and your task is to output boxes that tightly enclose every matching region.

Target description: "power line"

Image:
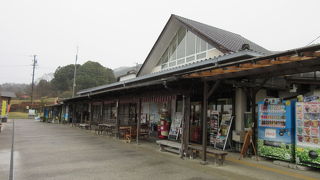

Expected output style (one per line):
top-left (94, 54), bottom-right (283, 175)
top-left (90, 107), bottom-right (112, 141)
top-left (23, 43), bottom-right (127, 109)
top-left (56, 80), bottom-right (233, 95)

top-left (0, 64), bottom-right (30, 67)
top-left (306, 34), bottom-right (320, 46)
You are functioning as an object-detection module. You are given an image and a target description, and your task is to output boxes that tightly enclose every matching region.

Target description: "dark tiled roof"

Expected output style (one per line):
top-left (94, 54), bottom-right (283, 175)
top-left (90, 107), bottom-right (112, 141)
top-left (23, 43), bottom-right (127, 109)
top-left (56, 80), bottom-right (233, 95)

top-left (0, 91), bottom-right (16, 98)
top-left (174, 15), bottom-right (271, 55)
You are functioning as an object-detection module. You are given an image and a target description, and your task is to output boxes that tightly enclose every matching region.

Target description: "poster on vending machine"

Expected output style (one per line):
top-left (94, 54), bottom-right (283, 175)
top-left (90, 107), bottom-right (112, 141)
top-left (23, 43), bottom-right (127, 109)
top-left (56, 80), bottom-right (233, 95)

top-left (295, 102), bottom-right (320, 168)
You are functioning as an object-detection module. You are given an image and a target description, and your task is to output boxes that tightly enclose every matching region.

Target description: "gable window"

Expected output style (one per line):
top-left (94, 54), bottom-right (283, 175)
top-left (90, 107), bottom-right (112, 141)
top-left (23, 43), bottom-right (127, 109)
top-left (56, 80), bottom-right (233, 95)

top-left (159, 27), bottom-right (217, 70)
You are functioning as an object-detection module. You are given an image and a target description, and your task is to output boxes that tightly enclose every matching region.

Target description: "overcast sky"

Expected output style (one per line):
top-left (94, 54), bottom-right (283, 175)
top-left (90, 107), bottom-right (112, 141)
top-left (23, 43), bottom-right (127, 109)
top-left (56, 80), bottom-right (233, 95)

top-left (0, 0), bottom-right (319, 84)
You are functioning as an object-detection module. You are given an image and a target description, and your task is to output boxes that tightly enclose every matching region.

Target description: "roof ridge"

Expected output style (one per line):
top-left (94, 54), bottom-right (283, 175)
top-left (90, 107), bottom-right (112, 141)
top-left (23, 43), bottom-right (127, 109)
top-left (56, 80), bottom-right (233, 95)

top-left (173, 14), bottom-right (242, 37)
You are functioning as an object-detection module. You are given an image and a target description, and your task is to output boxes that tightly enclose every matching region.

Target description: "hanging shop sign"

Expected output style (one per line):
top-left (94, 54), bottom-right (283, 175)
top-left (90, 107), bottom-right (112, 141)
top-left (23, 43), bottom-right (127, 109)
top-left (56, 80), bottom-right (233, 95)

top-left (142, 95), bottom-right (176, 103)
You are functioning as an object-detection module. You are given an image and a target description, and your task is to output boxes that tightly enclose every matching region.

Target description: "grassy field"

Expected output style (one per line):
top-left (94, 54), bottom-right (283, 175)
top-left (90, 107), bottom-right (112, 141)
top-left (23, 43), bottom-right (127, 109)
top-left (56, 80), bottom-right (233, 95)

top-left (8, 112), bottom-right (29, 119)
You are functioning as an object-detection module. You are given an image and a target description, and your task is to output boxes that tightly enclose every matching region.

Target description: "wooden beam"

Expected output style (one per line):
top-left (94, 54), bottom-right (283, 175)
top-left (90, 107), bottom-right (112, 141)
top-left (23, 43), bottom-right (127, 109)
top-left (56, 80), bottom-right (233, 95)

top-left (207, 80), bottom-right (221, 99)
top-left (257, 59), bottom-right (271, 65)
top-left (240, 63), bottom-right (270, 68)
top-left (183, 55), bottom-right (320, 79)
top-left (277, 56), bottom-right (313, 61)
top-left (210, 68), bottom-right (224, 74)
top-left (223, 69), bottom-right (241, 73)
top-left (301, 51), bottom-right (320, 57)
top-left (270, 60), bottom-right (291, 64)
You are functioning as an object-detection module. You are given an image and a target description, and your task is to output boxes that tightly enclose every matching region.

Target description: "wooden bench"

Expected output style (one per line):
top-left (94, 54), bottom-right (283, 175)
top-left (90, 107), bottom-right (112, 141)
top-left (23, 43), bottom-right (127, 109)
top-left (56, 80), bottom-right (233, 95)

top-left (156, 140), bottom-right (181, 154)
top-left (188, 145), bottom-right (228, 166)
top-left (96, 124), bottom-right (114, 135)
top-left (79, 123), bottom-right (90, 130)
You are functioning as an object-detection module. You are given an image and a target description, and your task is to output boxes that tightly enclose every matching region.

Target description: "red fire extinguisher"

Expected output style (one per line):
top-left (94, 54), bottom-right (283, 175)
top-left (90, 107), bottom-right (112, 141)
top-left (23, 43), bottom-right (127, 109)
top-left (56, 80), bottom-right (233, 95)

top-left (159, 119), bottom-right (170, 139)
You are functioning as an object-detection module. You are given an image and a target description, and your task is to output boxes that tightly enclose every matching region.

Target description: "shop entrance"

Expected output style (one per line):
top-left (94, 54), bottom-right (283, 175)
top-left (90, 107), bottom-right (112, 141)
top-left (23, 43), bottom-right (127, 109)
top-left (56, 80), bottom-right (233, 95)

top-left (189, 98), bottom-right (233, 145)
top-left (190, 102), bottom-right (202, 144)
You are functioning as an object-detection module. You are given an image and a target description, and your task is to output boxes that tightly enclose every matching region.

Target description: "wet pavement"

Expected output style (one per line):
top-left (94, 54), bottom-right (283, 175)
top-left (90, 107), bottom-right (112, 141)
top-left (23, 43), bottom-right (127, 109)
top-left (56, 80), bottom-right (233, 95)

top-left (0, 119), bottom-right (319, 180)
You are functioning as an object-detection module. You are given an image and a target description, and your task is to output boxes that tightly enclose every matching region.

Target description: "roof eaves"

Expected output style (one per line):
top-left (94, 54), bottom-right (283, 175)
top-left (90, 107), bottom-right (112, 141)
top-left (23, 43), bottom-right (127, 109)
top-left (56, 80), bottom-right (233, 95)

top-left (77, 50), bottom-right (260, 95)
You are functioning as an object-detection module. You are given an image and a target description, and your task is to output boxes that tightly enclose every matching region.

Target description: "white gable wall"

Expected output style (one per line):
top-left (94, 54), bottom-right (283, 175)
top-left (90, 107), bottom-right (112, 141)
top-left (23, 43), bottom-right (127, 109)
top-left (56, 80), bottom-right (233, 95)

top-left (139, 17), bottom-right (224, 76)
top-left (149, 26), bottom-right (223, 74)
top-left (138, 19), bottom-right (181, 76)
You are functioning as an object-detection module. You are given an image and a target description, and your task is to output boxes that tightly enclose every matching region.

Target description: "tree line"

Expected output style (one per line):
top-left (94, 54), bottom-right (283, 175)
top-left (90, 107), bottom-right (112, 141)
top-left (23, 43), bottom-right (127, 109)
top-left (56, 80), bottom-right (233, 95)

top-left (0, 61), bottom-right (116, 99)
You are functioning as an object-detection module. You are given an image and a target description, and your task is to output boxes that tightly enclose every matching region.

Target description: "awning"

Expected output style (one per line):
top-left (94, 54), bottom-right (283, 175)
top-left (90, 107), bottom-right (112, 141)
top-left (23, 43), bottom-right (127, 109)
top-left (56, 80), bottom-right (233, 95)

top-left (182, 44), bottom-right (320, 80)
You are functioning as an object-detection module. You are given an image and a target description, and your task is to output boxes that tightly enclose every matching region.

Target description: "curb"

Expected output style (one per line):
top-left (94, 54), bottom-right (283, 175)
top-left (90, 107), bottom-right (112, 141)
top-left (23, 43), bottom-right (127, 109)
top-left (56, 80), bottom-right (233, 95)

top-left (273, 160), bottom-right (310, 171)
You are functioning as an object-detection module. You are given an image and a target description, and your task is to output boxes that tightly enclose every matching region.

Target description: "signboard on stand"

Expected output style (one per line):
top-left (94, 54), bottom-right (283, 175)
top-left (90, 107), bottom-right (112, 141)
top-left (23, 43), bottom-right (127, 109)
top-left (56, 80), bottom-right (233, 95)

top-left (215, 114), bottom-right (234, 150)
top-left (168, 112), bottom-right (183, 140)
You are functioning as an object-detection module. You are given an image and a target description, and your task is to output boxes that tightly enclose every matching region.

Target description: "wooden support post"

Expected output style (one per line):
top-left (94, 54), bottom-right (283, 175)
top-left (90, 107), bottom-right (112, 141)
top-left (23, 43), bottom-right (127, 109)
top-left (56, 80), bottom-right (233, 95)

top-left (251, 89), bottom-right (257, 147)
top-left (101, 101), bottom-right (104, 124)
top-left (80, 104), bottom-right (83, 124)
top-left (207, 80), bottom-right (221, 98)
top-left (136, 98), bottom-right (142, 144)
top-left (182, 95), bottom-right (191, 158)
top-left (116, 99), bottom-right (120, 138)
top-left (72, 104), bottom-right (76, 124)
top-left (59, 106), bottom-right (62, 124)
top-left (202, 81), bottom-right (208, 164)
top-left (180, 95), bottom-right (186, 158)
top-left (89, 102), bottom-right (93, 126)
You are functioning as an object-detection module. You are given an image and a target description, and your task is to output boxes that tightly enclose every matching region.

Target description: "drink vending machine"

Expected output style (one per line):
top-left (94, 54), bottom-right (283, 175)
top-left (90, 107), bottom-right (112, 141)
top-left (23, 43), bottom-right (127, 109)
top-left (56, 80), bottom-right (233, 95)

top-left (295, 102), bottom-right (320, 168)
top-left (257, 98), bottom-right (295, 162)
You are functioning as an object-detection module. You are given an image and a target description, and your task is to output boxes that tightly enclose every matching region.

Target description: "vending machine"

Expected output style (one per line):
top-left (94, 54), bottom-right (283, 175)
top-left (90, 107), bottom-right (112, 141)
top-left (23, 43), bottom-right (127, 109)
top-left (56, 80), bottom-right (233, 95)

top-left (257, 98), bottom-right (295, 161)
top-left (295, 102), bottom-right (320, 168)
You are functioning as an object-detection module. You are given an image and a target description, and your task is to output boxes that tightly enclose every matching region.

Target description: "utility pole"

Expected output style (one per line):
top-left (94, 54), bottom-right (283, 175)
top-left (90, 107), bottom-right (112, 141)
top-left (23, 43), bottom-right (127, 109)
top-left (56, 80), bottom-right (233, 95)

top-left (31, 55), bottom-right (37, 107)
top-left (72, 46), bottom-right (79, 97)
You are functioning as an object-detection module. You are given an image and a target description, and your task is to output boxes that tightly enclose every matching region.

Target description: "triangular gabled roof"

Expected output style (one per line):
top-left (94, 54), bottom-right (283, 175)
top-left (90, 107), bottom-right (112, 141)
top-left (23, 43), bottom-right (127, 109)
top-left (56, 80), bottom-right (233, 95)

top-left (138, 14), bottom-right (271, 76)
top-left (174, 15), bottom-right (270, 54)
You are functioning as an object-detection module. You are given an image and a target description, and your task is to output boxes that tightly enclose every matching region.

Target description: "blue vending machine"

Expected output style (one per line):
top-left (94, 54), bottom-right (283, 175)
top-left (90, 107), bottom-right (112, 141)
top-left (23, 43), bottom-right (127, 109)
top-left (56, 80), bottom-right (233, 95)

top-left (257, 98), bottom-right (295, 162)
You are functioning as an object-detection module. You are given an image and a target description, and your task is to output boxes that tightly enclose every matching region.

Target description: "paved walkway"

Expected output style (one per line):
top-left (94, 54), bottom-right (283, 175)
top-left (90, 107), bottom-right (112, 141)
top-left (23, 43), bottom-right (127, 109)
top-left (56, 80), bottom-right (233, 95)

top-left (0, 119), bottom-right (319, 180)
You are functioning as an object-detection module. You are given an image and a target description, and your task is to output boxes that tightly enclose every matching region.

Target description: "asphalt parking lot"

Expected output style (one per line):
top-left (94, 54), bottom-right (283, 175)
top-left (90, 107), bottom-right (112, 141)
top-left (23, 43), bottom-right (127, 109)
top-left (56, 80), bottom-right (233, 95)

top-left (0, 119), bottom-right (319, 180)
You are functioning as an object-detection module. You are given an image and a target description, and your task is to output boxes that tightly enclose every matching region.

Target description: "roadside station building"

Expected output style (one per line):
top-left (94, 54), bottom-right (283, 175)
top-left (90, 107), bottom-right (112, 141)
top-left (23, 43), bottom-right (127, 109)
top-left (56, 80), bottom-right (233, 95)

top-left (48, 15), bottom-right (320, 165)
